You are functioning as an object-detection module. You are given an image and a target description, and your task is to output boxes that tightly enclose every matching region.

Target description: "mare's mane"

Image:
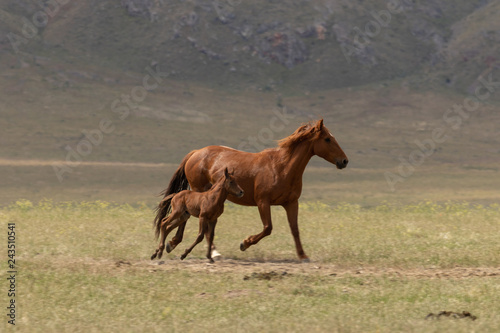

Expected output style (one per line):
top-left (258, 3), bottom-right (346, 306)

top-left (277, 121), bottom-right (321, 151)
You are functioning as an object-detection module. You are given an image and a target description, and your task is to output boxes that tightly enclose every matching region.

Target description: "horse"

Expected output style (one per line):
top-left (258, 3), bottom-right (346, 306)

top-left (151, 167), bottom-right (244, 263)
top-left (153, 119), bottom-right (348, 261)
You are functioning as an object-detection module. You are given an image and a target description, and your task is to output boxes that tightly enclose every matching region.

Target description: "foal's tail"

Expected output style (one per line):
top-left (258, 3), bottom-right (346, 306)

top-left (153, 151), bottom-right (195, 239)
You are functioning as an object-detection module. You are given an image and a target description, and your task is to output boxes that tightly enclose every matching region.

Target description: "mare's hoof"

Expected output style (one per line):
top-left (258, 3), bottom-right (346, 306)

top-left (166, 243), bottom-right (173, 253)
top-left (208, 258), bottom-right (215, 264)
top-left (150, 253), bottom-right (156, 260)
top-left (180, 254), bottom-right (186, 260)
top-left (240, 242), bottom-right (247, 251)
top-left (300, 257), bottom-right (310, 263)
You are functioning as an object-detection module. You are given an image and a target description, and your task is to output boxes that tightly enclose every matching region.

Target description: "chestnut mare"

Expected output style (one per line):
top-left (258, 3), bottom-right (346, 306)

top-left (153, 119), bottom-right (348, 261)
top-left (151, 168), bottom-right (244, 263)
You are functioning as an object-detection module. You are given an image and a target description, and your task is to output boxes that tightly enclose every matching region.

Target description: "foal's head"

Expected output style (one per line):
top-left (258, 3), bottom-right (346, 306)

top-left (311, 119), bottom-right (349, 169)
top-left (223, 168), bottom-right (244, 198)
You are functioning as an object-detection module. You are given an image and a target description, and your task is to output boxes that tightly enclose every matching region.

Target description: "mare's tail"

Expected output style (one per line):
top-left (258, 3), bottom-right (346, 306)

top-left (153, 151), bottom-right (195, 239)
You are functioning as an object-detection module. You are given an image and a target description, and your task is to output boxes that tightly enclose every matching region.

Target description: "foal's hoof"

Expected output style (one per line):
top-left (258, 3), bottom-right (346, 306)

top-left (211, 249), bottom-right (221, 258)
top-left (151, 249), bottom-right (161, 260)
top-left (240, 242), bottom-right (247, 251)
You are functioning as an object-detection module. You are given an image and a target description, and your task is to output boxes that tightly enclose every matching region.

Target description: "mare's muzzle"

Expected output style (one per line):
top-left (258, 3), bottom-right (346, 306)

top-left (336, 159), bottom-right (348, 169)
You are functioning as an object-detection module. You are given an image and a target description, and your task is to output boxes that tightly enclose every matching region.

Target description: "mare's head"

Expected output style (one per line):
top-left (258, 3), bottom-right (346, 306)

top-left (223, 168), bottom-right (245, 198)
top-left (311, 119), bottom-right (348, 169)
top-left (279, 119), bottom-right (348, 169)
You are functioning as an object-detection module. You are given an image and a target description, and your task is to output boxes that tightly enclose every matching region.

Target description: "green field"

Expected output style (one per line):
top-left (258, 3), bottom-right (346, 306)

top-left (2, 200), bottom-right (499, 332)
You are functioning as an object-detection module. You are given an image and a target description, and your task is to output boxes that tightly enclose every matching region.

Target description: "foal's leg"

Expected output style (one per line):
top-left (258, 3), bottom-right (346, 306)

top-left (166, 215), bottom-right (188, 253)
top-left (240, 201), bottom-right (273, 251)
top-left (180, 217), bottom-right (208, 260)
top-left (283, 200), bottom-right (309, 261)
top-left (205, 219), bottom-right (217, 263)
top-left (210, 243), bottom-right (221, 259)
top-left (150, 214), bottom-right (178, 260)
top-left (151, 209), bottom-right (186, 260)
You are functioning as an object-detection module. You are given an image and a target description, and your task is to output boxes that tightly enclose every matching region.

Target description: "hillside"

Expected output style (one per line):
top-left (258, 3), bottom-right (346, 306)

top-left (1, 0), bottom-right (497, 92)
top-left (435, 1), bottom-right (500, 92)
top-left (1, 0), bottom-right (499, 205)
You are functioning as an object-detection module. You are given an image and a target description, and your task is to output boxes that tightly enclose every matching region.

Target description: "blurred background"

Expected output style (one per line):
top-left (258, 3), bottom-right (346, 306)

top-left (1, 0), bottom-right (499, 206)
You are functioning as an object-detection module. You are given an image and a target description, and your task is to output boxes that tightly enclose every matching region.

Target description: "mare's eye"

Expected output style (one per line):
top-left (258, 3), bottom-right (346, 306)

top-left (325, 138), bottom-right (331, 143)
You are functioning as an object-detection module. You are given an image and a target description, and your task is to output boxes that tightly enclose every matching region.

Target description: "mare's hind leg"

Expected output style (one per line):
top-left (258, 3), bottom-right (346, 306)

top-left (180, 217), bottom-right (208, 261)
top-left (151, 209), bottom-right (187, 260)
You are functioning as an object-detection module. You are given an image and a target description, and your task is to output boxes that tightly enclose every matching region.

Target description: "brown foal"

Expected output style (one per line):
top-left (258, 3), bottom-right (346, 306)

top-left (151, 168), bottom-right (244, 263)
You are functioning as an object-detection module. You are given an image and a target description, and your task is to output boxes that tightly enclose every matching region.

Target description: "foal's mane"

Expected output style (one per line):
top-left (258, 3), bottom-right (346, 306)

top-left (277, 121), bottom-right (321, 151)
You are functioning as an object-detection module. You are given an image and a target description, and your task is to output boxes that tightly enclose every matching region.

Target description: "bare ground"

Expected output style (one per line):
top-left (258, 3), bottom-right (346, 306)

top-left (31, 256), bottom-right (500, 280)
top-left (131, 259), bottom-right (500, 279)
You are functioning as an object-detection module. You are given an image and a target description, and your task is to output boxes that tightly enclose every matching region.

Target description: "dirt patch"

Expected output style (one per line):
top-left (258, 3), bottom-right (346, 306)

top-left (115, 260), bottom-right (132, 267)
top-left (55, 257), bottom-right (498, 280)
top-left (28, 256), bottom-right (500, 279)
top-left (425, 311), bottom-right (477, 321)
top-left (142, 259), bottom-right (500, 280)
top-left (243, 271), bottom-right (289, 281)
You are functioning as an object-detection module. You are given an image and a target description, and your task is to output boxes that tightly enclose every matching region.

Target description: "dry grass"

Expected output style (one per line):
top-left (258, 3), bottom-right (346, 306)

top-left (2, 200), bottom-right (499, 332)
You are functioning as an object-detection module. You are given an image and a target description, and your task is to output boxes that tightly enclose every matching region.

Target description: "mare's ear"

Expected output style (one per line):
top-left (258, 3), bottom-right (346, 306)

top-left (316, 119), bottom-right (324, 131)
top-left (224, 167), bottom-right (230, 178)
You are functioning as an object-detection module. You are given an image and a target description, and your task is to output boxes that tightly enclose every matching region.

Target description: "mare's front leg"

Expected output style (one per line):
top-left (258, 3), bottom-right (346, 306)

top-left (283, 200), bottom-right (309, 262)
top-left (240, 201), bottom-right (273, 252)
top-left (180, 217), bottom-right (208, 260)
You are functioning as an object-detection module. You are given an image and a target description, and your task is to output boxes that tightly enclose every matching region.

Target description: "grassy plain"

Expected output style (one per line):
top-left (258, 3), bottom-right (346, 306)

top-left (2, 200), bottom-right (499, 332)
